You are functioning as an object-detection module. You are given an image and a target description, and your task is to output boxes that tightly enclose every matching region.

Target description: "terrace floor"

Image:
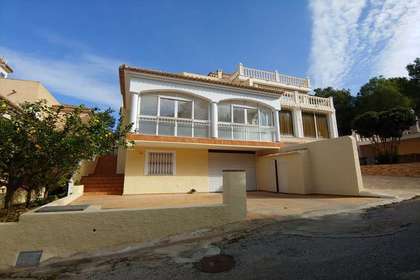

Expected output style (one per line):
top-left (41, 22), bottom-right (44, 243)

top-left (71, 191), bottom-right (385, 220)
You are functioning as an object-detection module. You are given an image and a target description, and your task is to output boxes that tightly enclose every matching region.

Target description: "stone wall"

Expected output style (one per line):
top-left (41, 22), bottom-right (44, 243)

top-left (361, 163), bottom-right (420, 177)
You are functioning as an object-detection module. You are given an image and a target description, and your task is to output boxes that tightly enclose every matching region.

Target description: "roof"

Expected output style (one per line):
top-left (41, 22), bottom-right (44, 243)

top-left (119, 64), bottom-right (285, 106)
top-left (51, 104), bottom-right (93, 114)
top-left (0, 57), bottom-right (13, 73)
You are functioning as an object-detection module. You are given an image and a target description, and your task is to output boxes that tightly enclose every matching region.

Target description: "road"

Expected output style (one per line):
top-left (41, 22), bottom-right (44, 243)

top-left (2, 198), bottom-right (420, 280)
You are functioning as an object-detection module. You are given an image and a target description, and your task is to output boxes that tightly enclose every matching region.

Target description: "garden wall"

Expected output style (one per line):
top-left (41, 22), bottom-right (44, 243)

top-left (0, 171), bottom-right (246, 269)
top-left (361, 163), bottom-right (420, 177)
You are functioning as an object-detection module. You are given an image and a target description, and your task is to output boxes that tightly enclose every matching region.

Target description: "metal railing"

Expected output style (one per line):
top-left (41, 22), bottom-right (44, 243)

top-left (239, 64), bottom-right (309, 88)
top-left (218, 122), bottom-right (276, 142)
top-left (137, 116), bottom-right (210, 138)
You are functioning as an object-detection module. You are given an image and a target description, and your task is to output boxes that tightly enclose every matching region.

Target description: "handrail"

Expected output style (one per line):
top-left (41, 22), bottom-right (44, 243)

top-left (239, 65), bottom-right (309, 88)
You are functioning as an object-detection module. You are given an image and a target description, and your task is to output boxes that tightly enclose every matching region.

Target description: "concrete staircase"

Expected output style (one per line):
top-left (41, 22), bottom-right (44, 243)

top-left (81, 155), bottom-right (124, 195)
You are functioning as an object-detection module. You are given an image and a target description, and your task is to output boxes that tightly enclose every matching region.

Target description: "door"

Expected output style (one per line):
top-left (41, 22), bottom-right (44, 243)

top-left (208, 151), bottom-right (257, 192)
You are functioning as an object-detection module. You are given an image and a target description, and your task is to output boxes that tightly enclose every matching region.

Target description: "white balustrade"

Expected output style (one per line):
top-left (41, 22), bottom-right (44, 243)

top-left (240, 65), bottom-right (309, 88)
top-left (280, 91), bottom-right (332, 110)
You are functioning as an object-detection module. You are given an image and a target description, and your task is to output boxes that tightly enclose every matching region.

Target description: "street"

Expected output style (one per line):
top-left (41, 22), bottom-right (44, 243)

top-left (2, 197), bottom-right (420, 280)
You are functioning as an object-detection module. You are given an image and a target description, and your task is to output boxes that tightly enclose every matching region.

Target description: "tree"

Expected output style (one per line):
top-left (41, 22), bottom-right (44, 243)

top-left (314, 87), bottom-right (355, 135)
top-left (0, 100), bottom-right (132, 209)
top-left (352, 107), bottom-right (416, 163)
top-left (404, 58), bottom-right (420, 117)
top-left (355, 77), bottom-right (412, 115)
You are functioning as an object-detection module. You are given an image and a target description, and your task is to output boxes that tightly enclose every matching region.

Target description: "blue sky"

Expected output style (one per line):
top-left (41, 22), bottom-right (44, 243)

top-left (1, 0), bottom-right (419, 112)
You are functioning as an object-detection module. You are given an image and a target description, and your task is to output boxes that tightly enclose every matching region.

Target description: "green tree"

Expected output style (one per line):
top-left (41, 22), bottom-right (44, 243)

top-left (353, 107), bottom-right (416, 163)
top-left (0, 100), bottom-right (132, 209)
top-left (314, 87), bottom-right (355, 135)
top-left (404, 58), bottom-right (420, 117)
top-left (355, 77), bottom-right (412, 115)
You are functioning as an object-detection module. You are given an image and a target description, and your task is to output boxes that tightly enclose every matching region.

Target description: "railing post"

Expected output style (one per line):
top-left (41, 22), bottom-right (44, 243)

top-left (238, 63), bottom-right (244, 76)
top-left (211, 102), bottom-right (218, 138)
top-left (274, 109), bottom-right (281, 142)
top-left (275, 70), bottom-right (280, 82)
top-left (129, 93), bottom-right (139, 132)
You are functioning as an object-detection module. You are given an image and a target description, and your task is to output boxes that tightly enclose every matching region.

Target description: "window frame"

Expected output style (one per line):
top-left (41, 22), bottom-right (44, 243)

top-left (144, 150), bottom-right (176, 176)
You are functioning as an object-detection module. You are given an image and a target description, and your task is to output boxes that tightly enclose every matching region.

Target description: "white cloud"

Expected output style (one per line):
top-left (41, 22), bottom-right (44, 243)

top-left (309, 0), bottom-right (420, 90)
top-left (0, 46), bottom-right (122, 109)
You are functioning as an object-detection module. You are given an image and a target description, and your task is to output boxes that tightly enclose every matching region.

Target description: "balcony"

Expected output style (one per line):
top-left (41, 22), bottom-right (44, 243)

top-left (218, 122), bottom-right (276, 142)
top-left (280, 91), bottom-right (333, 111)
top-left (238, 64), bottom-right (310, 89)
top-left (137, 116), bottom-right (210, 138)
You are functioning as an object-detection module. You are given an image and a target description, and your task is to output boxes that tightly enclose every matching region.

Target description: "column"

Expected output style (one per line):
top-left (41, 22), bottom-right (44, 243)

top-left (129, 93), bottom-right (139, 132)
top-left (211, 102), bottom-right (218, 138)
top-left (328, 111), bottom-right (339, 138)
top-left (273, 109), bottom-right (281, 142)
top-left (292, 108), bottom-right (304, 138)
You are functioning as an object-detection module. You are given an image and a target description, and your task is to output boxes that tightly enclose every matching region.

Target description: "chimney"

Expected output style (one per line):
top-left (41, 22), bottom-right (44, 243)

top-left (0, 57), bottom-right (13, 79)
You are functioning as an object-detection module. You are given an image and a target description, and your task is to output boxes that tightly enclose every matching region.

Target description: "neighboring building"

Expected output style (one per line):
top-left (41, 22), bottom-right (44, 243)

top-left (357, 120), bottom-right (420, 164)
top-left (98, 63), bottom-right (339, 195)
top-left (0, 58), bottom-right (59, 107)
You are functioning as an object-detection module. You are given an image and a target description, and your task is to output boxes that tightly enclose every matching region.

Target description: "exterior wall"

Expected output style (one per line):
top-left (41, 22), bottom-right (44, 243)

top-left (72, 158), bottom-right (98, 185)
top-left (361, 163), bottom-right (420, 177)
top-left (0, 173), bottom-right (246, 269)
top-left (0, 79), bottom-right (59, 107)
top-left (359, 136), bottom-right (420, 159)
top-left (257, 136), bottom-right (364, 196)
top-left (123, 147), bottom-right (209, 194)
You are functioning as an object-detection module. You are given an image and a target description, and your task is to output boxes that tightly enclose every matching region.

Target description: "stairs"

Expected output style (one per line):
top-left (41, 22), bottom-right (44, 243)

top-left (81, 155), bottom-right (124, 195)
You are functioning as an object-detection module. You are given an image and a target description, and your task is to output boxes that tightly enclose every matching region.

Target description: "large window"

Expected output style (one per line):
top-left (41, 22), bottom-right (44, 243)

top-left (218, 101), bottom-right (275, 141)
top-left (303, 112), bottom-right (330, 138)
top-left (145, 151), bottom-right (175, 176)
top-left (280, 110), bottom-right (294, 136)
top-left (138, 93), bottom-right (210, 137)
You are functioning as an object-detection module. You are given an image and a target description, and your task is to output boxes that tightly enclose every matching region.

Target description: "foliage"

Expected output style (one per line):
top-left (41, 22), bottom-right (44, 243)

top-left (352, 107), bottom-right (416, 163)
top-left (314, 87), bottom-right (355, 136)
top-left (355, 76), bottom-right (412, 115)
top-left (404, 58), bottom-right (420, 117)
top-left (0, 100), bottom-right (132, 208)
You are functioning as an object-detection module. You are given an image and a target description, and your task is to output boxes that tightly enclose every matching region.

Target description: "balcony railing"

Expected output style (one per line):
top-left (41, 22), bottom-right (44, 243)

top-left (218, 122), bottom-right (276, 142)
top-left (137, 116), bottom-right (210, 138)
top-left (239, 64), bottom-right (310, 88)
top-left (280, 91), bottom-right (332, 110)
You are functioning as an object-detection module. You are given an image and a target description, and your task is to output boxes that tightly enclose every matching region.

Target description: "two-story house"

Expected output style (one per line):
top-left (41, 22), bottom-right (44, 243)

top-left (95, 63), bottom-right (338, 195)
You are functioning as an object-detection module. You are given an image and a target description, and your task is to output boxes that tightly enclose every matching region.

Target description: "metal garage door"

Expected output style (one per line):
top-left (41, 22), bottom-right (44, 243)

top-left (208, 151), bottom-right (257, 192)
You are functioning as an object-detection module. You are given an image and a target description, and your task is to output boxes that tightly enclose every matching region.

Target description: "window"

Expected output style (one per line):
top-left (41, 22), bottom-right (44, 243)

top-left (280, 110), bottom-right (294, 136)
top-left (260, 109), bottom-right (273, 126)
top-left (177, 100), bottom-right (192, 119)
top-left (218, 103), bottom-right (231, 122)
top-left (146, 151), bottom-right (175, 175)
top-left (247, 108), bottom-right (259, 125)
top-left (194, 99), bottom-right (209, 120)
top-left (233, 107), bottom-right (245, 123)
top-left (302, 112), bottom-right (330, 138)
top-left (140, 95), bottom-right (158, 116)
top-left (160, 98), bottom-right (175, 117)
top-left (303, 112), bottom-right (316, 138)
top-left (316, 113), bottom-right (329, 138)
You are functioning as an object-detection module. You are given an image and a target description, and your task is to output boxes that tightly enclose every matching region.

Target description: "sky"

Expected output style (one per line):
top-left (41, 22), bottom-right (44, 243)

top-left (1, 0), bottom-right (419, 112)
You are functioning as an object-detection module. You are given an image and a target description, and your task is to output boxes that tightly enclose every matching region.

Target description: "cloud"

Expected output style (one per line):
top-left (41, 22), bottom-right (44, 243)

top-left (309, 0), bottom-right (420, 90)
top-left (0, 45), bottom-right (122, 109)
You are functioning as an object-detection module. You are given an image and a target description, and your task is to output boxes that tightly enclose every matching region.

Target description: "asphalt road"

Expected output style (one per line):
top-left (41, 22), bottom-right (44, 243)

top-left (3, 198), bottom-right (420, 280)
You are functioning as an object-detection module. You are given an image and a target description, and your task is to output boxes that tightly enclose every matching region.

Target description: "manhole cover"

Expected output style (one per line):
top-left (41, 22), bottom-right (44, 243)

top-left (16, 251), bottom-right (42, 267)
top-left (195, 254), bottom-right (235, 273)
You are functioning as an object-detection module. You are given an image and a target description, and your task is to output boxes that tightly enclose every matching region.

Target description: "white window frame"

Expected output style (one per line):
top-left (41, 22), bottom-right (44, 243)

top-left (138, 94), bottom-right (210, 137)
top-left (144, 150), bottom-right (176, 176)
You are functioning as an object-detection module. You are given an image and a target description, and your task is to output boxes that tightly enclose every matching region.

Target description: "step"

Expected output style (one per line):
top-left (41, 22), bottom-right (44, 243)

top-left (83, 191), bottom-right (123, 195)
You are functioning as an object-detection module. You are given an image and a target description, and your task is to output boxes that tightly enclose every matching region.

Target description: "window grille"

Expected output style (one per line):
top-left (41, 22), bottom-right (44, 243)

top-left (146, 152), bottom-right (175, 175)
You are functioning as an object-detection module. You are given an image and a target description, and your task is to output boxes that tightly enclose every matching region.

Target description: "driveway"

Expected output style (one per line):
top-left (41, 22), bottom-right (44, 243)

top-left (72, 191), bottom-right (386, 220)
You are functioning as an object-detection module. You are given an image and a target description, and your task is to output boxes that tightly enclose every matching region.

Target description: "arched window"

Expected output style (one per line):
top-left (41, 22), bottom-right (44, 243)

top-left (217, 100), bottom-right (275, 141)
top-left (137, 92), bottom-right (210, 138)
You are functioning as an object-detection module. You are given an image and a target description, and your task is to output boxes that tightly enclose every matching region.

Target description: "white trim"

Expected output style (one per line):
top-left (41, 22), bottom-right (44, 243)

top-left (144, 150), bottom-right (176, 176)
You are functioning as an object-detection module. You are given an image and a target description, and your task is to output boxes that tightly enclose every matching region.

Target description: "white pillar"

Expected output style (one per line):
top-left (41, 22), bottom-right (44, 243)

top-left (328, 111), bottom-right (339, 138)
top-left (292, 108), bottom-right (304, 138)
top-left (129, 93), bottom-right (139, 132)
top-left (211, 102), bottom-right (218, 138)
top-left (274, 110), bottom-right (281, 142)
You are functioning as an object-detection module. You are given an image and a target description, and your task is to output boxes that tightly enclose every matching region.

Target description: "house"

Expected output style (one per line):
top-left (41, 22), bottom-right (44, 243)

top-left (85, 63), bottom-right (340, 195)
top-left (0, 57), bottom-right (59, 107)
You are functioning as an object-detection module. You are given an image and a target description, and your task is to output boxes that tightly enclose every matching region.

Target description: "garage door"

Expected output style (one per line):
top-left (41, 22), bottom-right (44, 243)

top-left (208, 151), bottom-right (257, 192)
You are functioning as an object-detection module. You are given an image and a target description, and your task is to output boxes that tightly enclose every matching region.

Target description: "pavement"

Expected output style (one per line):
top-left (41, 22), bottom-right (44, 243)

top-left (2, 175), bottom-right (420, 279)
